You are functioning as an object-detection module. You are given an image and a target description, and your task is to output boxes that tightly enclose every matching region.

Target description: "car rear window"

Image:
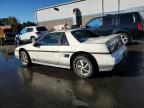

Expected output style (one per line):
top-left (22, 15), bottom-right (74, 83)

top-left (71, 30), bottom-right (98, 42)
top-left (36, 27), bottom-right (47, 31)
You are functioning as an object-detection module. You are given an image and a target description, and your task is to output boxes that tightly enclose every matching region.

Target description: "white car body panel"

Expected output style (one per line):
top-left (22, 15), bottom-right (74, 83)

top-left (83, 34), bottom-right (120, 44)
top-left (15, 29), bottom-right (127, 72)
top-left (92, 45), bottom-right (127, 71)
top-left (29, 46), bottom-right (59, 64)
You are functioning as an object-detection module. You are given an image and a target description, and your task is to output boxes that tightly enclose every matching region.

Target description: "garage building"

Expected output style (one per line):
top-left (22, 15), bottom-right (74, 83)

top-left (35, 0), bottom-right (144, 30)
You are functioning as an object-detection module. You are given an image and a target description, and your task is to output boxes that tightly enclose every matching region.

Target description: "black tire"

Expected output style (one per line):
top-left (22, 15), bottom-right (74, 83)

top-left (120, 33), bottom-right (130, 45)
top-left (20, 50), bottom-right (31, 66)
top-left (31, 37), bottom-right (36, 43)
top-left (73, 54), bottom-right (96, 78)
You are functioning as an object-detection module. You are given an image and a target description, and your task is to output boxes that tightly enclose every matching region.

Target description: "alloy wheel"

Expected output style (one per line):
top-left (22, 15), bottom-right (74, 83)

top-left (73, 55), bottom-right (94, 78)
top-left (120, 34), bottom-right (129, 45)
top-left (20, 51), bottom-right (29, 66)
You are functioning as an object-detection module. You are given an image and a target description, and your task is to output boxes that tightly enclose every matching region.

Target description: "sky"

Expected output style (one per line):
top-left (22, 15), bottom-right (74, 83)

top-left (0, 0), bottom-right (71, 23)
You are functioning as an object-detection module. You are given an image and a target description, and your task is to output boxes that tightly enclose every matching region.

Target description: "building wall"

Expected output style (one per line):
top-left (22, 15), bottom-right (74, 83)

top-left (36, 0), bottom-right (144, 30)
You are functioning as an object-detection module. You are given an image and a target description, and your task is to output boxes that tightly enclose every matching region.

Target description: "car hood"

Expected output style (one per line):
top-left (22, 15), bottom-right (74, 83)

top-left (15, 43), bottom-right (33, 50)
top-left (83, 34), bottom-right (120, 44)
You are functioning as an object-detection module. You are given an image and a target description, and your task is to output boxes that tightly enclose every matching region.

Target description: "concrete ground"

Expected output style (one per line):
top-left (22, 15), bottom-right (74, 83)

top-left (0, 42), bottom-right (143, 108)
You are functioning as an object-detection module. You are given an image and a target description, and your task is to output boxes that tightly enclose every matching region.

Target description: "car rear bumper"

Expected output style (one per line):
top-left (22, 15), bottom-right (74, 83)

top-left (93, 45), bottom-right (127, 71)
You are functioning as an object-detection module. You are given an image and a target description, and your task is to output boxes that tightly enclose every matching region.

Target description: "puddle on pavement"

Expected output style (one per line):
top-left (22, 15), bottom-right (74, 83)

top-left (0, 49), bottom-right (21, 68)
top-left (0, 49), bottom-right (116, 108)
top-left (17, 67), bottom-right (116, 108)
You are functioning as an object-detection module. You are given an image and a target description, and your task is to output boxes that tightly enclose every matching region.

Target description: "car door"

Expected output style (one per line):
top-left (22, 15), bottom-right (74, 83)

top-left (86, 16), bottom-right (115, 36)
top-left (99, 16), bottom-right (115, 36)
top-left (30, 32), bottom-right (63, 65)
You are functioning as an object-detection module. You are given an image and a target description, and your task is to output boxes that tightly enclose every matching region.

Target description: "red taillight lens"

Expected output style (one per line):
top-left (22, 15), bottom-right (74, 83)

top-left (137, 23), bottom-right (142, 30)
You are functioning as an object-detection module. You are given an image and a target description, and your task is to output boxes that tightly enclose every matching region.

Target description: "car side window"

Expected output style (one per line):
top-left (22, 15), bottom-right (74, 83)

top-left (86, 18), bottom-right (102, 28)
top-left (20, 28), bottom-right (26, 34)
top-left (26, 28), bottom-right (33, 33)
top-left (120, 14), bottom-right (133, 25)
top-left (103, 16), bottom-right (113, 26)
top-left (61, 33), bottom-right (69, 45)
top-left (38, 32), bottom-right (63, 46)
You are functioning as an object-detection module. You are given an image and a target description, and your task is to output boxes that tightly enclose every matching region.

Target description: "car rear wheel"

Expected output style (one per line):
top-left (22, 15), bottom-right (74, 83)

top-left (31, 37), bottom-right (36, 43)
top-left (73, 55), bottom-right (95, 78)
top-left (120, 33), bottom-right (129, 45)
top-left (20, 51), bottom-right (31, 66)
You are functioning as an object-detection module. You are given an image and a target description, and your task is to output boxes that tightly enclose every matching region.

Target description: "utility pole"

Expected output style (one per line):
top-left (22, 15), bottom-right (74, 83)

top-left (118, 0), bottom-right (120, 14)
top-left (102, 0), bottom-right (104, 16)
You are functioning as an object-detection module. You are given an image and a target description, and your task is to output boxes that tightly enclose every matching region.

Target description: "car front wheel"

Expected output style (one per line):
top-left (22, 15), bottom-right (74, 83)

top-left (73, 55), bottom-right (95, 78)
top-left (20, 51), bottom-right (31, 66)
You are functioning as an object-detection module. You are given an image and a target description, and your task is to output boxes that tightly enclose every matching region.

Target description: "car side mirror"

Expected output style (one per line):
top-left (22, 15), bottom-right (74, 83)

top-left (33, 42), bottom-right (41, 47)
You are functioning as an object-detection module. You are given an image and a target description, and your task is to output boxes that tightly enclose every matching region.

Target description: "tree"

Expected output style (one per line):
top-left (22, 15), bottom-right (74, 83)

top-left (0, 16), bottom-right (36, 33)
top-left (0, 18), bottom-right (9, 25)
top-left (8, 16), bottom-right (18, 25)
top-left (21, 21), bottom-right (36, 28)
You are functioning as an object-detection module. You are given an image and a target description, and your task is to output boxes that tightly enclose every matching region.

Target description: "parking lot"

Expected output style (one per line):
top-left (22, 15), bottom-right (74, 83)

top-left (0, 42), bottom-right (144, 108)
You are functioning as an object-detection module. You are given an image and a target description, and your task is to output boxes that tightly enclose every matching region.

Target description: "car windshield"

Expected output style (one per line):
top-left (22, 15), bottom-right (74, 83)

top-left (36, 27), bottom-right (47, 31)
top-left (71, 29), bottom-right (98, 42)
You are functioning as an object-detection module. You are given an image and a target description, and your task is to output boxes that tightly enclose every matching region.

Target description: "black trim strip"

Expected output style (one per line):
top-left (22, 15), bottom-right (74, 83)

top-left (26, 50), bottom-right (110, 54)
top-left (91, 52), bottom-right (110, 54)
top-left (27, 50), bottom-right (74, 53)
top-left (16, 49), bottom-right (109, 54)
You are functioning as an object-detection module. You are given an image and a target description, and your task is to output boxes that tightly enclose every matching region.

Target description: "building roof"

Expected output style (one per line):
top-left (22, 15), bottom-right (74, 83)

top-left (36, 0), bottom-right (86, 11)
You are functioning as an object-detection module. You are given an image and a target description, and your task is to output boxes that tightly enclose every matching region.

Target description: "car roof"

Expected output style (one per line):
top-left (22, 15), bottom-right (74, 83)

top-left (94, 12), bottom-right (139, 18)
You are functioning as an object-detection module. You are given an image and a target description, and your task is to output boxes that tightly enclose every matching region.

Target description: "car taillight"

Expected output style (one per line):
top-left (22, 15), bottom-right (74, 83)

top-left (36, 32), bottom-right (41, 35)
top-left (137, 23), bottom-right (142, 30)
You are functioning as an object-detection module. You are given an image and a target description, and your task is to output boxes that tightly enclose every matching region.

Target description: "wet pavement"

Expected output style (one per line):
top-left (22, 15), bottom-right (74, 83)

top-left (0, 43), bottom-right (144, 108)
